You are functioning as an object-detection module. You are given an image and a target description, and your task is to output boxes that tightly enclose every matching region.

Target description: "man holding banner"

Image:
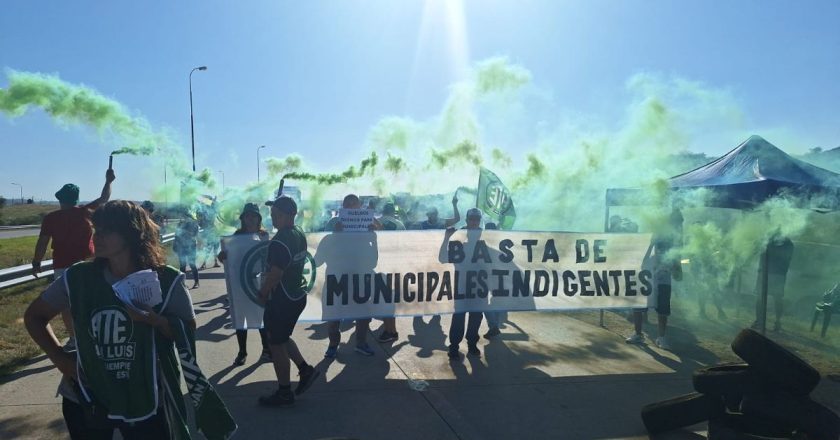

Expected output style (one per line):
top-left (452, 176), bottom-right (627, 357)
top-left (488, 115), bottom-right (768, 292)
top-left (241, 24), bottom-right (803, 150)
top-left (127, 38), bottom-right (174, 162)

top-left (320, 194), bottom-right (378, 357)
top-left (445, 208), bottom-right (487, 360)
top-left (257, 196), bottom-right (320, 407)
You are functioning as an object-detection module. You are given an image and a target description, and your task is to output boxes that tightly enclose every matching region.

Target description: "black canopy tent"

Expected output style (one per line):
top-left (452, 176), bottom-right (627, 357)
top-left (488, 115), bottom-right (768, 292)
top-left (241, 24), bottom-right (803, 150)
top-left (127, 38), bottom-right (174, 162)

top-left (603, 135), bottom-right (840, 332)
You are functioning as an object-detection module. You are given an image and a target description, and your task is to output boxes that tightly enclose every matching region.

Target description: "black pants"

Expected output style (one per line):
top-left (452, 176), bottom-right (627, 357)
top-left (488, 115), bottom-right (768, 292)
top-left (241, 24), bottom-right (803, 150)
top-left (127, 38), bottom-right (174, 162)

top-left (62, 398), bottom-right (170, 440)
top-left (236, 328), bottom-right (269, 354)
top-left (178, 255), bottom-right (199, 284)
top-left (449, 312), bottom-right (483, 348)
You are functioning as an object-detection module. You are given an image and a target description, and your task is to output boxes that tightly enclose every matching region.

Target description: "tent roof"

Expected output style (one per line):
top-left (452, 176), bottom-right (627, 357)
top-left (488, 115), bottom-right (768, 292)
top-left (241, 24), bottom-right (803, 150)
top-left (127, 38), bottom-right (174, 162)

top-left (606, 135), bottom-right (840, 209)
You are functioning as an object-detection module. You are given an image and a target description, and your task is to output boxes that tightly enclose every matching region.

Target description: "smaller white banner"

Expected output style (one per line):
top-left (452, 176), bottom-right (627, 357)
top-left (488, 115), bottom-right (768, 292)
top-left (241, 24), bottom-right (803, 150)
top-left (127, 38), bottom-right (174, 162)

top-left (339, 208), bottom-right (375, 232)
top-left (221, 234), bottom-right (268, 330)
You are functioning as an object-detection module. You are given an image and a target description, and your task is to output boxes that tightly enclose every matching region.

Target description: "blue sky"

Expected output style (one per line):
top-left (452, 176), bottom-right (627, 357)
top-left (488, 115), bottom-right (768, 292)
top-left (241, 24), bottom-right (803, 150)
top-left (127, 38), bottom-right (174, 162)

top-left (1, 0), bottom-right (839, 202)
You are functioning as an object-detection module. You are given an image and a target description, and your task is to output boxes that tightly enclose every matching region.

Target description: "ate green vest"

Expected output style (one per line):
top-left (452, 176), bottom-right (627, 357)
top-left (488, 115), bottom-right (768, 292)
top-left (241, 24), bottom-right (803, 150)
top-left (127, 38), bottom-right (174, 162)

top-left (66, 262), bottom-right (180, 422)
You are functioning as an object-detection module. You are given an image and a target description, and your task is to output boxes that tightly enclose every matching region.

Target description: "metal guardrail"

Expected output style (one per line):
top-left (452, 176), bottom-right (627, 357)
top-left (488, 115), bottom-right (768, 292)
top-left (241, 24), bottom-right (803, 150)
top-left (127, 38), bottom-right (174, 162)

top-left (0, 232), bottom-right (176, 290)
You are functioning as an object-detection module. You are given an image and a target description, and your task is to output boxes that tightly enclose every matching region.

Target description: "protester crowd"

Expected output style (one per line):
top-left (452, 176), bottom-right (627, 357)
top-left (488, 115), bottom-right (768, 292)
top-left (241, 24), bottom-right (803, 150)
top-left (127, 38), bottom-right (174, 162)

top-left (22, 168), bottom-right (800, 439)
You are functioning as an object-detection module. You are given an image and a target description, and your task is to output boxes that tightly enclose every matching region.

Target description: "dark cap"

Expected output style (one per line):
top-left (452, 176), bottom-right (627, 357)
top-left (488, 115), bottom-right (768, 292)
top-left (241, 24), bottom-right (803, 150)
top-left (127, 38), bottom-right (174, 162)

top-left (240, 202), bottom-right (261, 218)
top-left (265, 196), bottom-right (297, 215)
top-left (383, 203), bottom-right (396, 216)
top-left (55, 184), bottom-right (79, 204)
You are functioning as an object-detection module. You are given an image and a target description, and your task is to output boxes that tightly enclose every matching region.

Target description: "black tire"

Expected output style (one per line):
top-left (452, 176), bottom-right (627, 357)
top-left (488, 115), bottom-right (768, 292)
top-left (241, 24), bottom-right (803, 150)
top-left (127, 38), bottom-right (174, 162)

top-left (707, 413), bottom-right (795, 439)
top-left (730, 329), bottom-right (820, 396)
top-left (641, 392), bottom-right (724, 435)
top-left (693, 362), bottom-right (765, 397)
top-left (741, 393), bottom-right (840, 440)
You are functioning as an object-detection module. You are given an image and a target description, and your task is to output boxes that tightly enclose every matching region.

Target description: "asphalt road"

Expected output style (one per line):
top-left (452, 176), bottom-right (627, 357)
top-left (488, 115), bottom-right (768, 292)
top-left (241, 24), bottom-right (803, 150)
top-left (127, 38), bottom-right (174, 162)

top-left (0, 226), bottom-right (40, 239)
top-left (1, 266), bottom-right (838, 440)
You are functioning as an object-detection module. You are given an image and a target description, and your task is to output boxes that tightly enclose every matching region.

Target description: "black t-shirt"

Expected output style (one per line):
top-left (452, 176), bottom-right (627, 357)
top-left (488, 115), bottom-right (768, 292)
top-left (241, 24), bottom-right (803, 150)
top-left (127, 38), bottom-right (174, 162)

top-left (267, 226), bottom-right (308, 301)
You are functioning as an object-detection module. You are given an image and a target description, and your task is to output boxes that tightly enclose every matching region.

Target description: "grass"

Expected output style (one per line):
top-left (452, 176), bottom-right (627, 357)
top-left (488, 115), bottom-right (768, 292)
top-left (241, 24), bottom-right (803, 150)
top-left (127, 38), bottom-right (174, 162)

top-left (0, 278), bottom-right (67, 378)
top-left (0, 204), bottom-right (56, 226)
top-left (0, 236), bottom-right (51, 268)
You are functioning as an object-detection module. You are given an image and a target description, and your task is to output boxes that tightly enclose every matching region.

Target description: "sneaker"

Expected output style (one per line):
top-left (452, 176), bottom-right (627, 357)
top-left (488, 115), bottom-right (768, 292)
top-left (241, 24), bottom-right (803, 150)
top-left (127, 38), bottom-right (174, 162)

top-left (354, 344), bottom-right (375, 356)
top-left (191, 282), bottom-right (200, 289)
top-left (484, 327), bottom-right (501, 339)
top-left (447, 346), bottom-right (460, 361)
top-left (62, 337), bottom-right (77, 353)
top-left (467, 344), bottom-right (481, 357)
top-left (324, 346), bottom-right (338, 359)
top-left (259, 349), bottom-right (272, 362)
top-left (655, 336), bottom-right (672, 350)
top-left (258, 388), bottom-right (294, 407)
top-left (377, 331), bottom-right (399, 343)
top-left (233, 352), bottom-right (247, 366)
top-left (295, 365), bottom-right (320, 396)
top-left (625, 333), bottom-right (644, 344)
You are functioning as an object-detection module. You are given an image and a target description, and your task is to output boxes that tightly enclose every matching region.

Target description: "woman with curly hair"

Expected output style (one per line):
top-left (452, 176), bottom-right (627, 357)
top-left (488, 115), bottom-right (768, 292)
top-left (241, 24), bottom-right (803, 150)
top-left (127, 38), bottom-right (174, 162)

top-left (24, 200), bottom-right (234, 439)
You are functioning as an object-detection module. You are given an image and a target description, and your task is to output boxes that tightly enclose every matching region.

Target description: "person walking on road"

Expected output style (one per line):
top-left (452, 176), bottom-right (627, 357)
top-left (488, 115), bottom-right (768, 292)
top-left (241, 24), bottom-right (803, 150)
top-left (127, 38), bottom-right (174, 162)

top-left (258, 196), bottom-right (320, 407)
top-left (31, 168), bottom-right (115, 352)
top-left (24, 200), bottom-right (212, 439)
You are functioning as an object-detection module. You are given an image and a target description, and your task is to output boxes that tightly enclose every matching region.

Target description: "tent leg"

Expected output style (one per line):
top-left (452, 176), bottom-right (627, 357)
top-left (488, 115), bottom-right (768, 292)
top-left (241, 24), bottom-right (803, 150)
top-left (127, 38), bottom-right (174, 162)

top-left (758, 250), bottom-right (769, 335)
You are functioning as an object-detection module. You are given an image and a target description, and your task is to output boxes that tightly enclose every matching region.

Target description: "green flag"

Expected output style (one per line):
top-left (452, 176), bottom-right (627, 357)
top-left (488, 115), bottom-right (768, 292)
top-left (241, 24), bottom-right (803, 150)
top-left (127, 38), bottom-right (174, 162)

top-left (476, 167), bottom-right (516, 230)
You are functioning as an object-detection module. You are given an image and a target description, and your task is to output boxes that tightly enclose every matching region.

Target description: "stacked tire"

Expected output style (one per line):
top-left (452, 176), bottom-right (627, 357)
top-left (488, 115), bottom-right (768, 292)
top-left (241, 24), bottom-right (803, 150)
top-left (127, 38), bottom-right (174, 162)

top-left (641, 329), bottom-right (839, 439)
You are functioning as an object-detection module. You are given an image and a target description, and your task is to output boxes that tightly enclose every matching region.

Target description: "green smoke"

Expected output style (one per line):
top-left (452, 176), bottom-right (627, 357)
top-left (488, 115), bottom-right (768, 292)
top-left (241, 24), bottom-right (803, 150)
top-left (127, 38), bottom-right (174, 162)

top-left (474, 56), bottom-right (532, 96)
top-left (282, 151), bottom-right (379, 185)
top-left (0, 71), bottom-right (167, 155)
top-left (430, 139), bottom-right (483, 169)
top-left (385, 153), bottom-right (406, 173)
top-left (266, 154), bottom-right (304, 177)
top-left (512, 154), bottom-right (546, 189)
top-left (491, 148), bottom-right (513, 168)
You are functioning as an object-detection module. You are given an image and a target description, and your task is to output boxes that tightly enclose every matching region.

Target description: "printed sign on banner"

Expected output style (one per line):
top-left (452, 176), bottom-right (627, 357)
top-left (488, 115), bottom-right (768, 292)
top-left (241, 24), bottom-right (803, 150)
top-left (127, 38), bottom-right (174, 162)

top-left (221, 234), bottom-right (268, 330)
top-left (223, 230), bottom-right (659, 322)
top-left (338, 208), bottom-right (376, 232)
top-left (293, 229), bottom-right (658, 321)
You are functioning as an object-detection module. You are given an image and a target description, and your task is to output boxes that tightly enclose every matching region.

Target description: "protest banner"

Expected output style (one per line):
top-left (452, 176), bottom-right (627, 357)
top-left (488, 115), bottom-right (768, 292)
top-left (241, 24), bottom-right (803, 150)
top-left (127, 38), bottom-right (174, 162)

top-left (221, 234), bottom-right (268, 329)
top-left (224, 229), bottom-right (658, 322)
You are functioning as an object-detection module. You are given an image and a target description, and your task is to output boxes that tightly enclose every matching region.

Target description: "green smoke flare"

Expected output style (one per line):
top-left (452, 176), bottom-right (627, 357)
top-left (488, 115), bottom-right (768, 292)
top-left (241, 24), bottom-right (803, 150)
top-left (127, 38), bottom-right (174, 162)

top-left (283, 152), bottom-right (379, 185)
top-left (0, 70), bottom-right (166, 155)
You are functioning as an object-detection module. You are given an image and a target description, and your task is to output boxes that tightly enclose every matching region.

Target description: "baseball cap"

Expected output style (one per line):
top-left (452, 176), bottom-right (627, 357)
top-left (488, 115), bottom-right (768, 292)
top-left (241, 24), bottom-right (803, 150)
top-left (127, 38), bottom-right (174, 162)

top-left (55, 184), bottom-right (80, 204)
top-left (265, 196), bottom-right (297, 215)
top-left (240, 202), bottom-right (261, 218)
top-left (466, 208), bottom-right (483, 219)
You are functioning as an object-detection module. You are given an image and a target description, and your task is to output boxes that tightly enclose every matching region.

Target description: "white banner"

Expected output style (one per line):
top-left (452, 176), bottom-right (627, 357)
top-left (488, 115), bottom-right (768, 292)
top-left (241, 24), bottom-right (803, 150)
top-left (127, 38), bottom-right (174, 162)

top-left (221, 234), bottom-right (268, 329)
top-left (224, 230), bottom-right (659, 322)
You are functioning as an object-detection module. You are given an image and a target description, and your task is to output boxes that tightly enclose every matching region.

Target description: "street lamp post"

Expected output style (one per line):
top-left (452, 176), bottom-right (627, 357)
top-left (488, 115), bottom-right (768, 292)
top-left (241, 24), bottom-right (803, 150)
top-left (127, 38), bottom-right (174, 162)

top-left (189, 66), bottom-right (208, 172)
top-left (10, 183), bottom-right (22, 204)
top-left (257, 145), bottom-right (266, 183)
top-left (218, 171), bottom-right (225, 190)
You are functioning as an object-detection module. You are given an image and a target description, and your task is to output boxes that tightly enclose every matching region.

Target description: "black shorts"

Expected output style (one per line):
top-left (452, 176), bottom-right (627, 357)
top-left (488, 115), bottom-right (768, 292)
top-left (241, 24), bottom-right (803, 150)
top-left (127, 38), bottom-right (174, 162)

top-left (655, 283), bottom-right (671, 316)
top-left (634, 283), bottom-right (671, 316)
top-left (263, 297), bottom-right (306, 345)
